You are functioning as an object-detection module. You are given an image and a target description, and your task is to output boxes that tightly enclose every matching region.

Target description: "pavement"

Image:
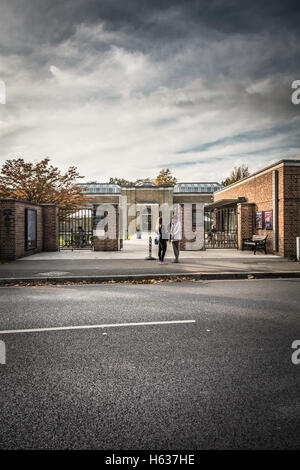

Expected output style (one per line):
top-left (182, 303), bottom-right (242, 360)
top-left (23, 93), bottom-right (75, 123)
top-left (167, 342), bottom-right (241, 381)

top-left (1, 279), bottom-right (300, 449)
top-left (0, 239), bottom-right (299, 283)
top-left (18, 237), bottom-right (279, 260)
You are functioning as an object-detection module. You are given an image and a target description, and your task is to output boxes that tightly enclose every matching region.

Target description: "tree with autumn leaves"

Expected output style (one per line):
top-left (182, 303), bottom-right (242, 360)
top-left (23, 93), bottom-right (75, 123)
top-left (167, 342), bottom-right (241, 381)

top-left (0, 158), bottom-right (87, 209)
top-left (154, 168), bottom-right (177, 186)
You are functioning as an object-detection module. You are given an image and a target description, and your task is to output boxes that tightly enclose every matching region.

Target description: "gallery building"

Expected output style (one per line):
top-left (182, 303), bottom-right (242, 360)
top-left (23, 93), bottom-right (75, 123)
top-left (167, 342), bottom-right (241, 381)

top-left (78, 181), bottom-right (221, 241)
top-left (65, 159), bottom-right (300, 256)
top-left (1, 159), bottom-right (299, 259)
top-left (209, 159), bottom-right (300, 258)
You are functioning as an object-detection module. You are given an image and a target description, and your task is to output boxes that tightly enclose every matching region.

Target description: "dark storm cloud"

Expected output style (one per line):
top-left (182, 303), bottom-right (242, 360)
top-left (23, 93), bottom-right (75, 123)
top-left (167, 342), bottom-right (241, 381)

top-left (0, 0), bottom-right (299, 181)
top-left (2, 0), bottom-right (300, 48)
top-left (1, 0), bottom-right (300, 78)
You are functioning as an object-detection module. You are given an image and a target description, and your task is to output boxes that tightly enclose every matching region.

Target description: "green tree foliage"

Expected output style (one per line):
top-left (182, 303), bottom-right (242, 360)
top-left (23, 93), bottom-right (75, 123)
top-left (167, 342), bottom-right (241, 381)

top-left (135, 177), bottom-right (154, 185)
top-left (109, 177), bottom-right (134, 186)
top-left (109, 169), bottom-right (177, 187)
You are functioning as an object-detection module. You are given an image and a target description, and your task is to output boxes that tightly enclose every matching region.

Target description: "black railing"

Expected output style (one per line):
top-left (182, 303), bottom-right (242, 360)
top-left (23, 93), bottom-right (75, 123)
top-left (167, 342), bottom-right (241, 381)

top-left (205, 231), bottom-right (238, 249)
top-left (59, 208), bottom-right (93, 250)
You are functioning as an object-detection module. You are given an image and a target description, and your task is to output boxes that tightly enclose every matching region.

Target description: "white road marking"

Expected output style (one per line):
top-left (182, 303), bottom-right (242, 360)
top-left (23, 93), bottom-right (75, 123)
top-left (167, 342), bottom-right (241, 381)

top-left (0, 319), bottom-right (195, 335)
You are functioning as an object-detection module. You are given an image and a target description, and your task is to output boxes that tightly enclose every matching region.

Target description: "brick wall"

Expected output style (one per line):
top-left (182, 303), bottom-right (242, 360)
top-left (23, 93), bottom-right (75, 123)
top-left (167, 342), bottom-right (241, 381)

top-left (0, 199), bottom-right (59, 260)
top-left (214, 166), bottom-right (285, 255)
top-left (283, 166), bottom-right (300, 257)
top-left (0, 199), bottom-right (43, 260)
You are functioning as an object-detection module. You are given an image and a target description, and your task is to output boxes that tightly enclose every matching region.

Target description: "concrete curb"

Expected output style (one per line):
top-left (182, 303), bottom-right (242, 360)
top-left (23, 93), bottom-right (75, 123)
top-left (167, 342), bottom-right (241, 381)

top-left (0, 271), bottom-right (300, 285)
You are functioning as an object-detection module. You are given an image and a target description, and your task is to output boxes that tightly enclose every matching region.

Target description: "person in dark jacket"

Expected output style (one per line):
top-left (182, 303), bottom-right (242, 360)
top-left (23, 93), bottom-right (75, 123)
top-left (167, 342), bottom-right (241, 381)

top-left (157, 216), bottom-right (168, 264)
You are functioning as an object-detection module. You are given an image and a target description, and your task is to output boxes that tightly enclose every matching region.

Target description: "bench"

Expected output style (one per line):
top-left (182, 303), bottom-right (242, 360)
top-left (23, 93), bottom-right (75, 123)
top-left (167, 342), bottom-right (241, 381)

top-left (242, 235), bottom-right (268, 255)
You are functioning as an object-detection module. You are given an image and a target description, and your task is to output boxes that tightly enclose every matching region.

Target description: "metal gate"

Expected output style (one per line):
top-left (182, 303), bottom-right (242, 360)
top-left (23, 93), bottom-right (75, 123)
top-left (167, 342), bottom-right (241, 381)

top-left (204, 206), bottom-right (238, 248)
top-left (59, 208), bottom-right (93, 250)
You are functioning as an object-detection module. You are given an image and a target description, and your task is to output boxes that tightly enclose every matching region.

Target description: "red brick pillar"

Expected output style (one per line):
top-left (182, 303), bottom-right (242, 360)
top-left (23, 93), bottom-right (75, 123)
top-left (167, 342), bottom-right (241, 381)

top-left (93, 203), bottom-right (119, 251)
top-left (42, 204), bottom-right (59, 251)
top-left (238, 203), bottom-right (255, 250)
top-left (0, 199), bottom-right (17, 260)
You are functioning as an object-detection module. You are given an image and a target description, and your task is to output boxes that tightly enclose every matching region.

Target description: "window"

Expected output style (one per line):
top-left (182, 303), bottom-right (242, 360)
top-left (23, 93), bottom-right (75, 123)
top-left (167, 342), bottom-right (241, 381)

top-left (192, 205), bottom-right (202, 226)
top-left (25, 209), bottom-right (37, 250)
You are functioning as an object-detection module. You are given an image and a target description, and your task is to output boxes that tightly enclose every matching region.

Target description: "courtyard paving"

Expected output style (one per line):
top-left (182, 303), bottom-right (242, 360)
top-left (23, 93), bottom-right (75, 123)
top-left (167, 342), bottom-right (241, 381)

top-left (18, 238), bottom-right (275, 260)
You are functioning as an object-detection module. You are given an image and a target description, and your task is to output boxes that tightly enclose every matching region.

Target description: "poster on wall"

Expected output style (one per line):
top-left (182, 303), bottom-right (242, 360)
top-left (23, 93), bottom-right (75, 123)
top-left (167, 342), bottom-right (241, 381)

top-left (25, 209), bottom-right (37, 250)
top-left (256, 212), bottom-right (263, 229)
top-left (264, 210), bottom-right (273, 230)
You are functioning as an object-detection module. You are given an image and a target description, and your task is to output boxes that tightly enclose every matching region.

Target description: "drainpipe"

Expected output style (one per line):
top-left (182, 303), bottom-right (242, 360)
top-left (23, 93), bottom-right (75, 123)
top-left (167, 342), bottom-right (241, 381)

top-left (272, 170), bottom-right (278, 252)
top-left (297, 237), bottom-right (300, 261)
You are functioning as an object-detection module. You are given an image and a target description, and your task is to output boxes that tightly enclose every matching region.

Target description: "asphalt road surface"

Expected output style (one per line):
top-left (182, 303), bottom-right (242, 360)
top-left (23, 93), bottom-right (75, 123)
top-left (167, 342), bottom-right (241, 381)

top-left (0, 279), bottom-right (300, 450)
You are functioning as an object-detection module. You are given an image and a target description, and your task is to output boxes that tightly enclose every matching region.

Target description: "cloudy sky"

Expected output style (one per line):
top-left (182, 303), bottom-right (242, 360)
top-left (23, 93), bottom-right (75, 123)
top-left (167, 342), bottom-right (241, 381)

top-left (0, 0), bottom-right (299, 183)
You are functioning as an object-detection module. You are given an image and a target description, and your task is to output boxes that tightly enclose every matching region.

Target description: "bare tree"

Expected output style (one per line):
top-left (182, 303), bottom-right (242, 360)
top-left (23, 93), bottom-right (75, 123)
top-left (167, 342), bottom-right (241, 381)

top-left (221, 164), bottom-right (250, 186)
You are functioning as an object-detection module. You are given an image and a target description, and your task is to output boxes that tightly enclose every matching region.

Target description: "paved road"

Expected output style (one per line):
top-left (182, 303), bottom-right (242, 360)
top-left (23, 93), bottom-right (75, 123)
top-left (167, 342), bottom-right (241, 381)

top-left (0, 279), bottom-right (300, 449)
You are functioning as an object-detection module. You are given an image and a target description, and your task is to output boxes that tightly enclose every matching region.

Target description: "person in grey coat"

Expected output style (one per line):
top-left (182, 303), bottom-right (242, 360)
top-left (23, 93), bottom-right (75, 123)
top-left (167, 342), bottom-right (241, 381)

top-left (171, 215), bottom-right (182, 263)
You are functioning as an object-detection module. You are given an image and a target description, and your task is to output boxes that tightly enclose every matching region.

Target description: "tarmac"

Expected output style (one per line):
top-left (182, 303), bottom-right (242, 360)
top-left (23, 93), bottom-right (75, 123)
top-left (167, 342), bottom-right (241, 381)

top-left (0, 239), bottom-right (300, 285)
